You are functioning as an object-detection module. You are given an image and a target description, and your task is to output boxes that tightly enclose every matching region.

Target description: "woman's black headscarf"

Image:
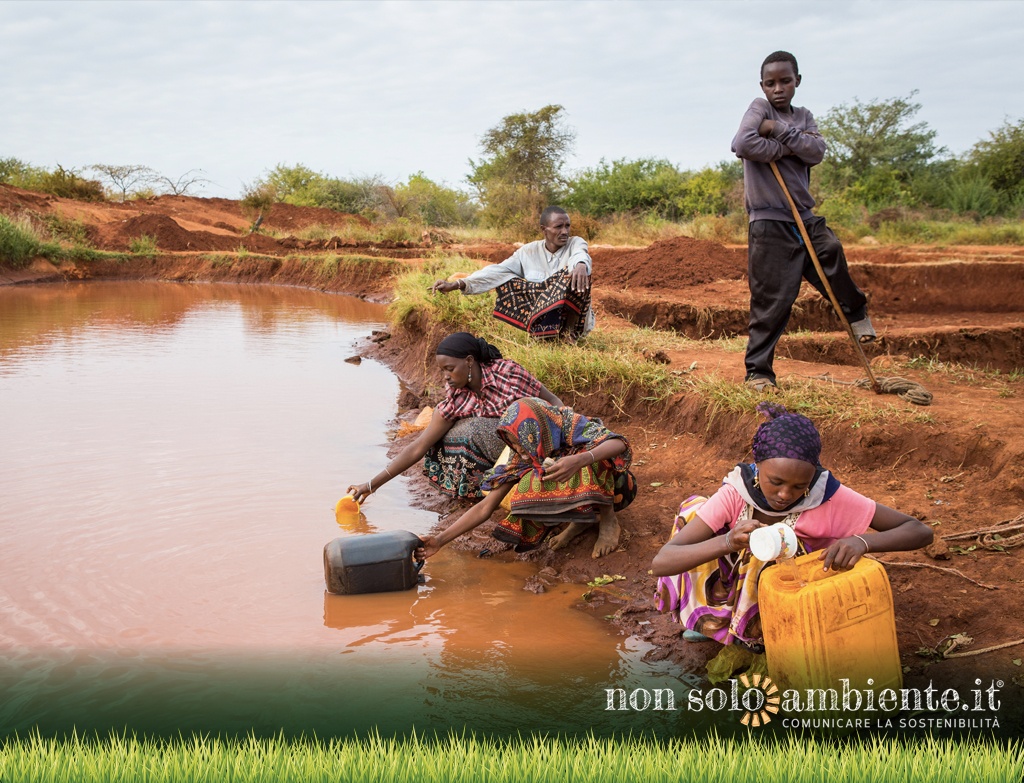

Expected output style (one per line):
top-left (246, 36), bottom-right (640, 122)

top-left (435, 332), bottom-right (503, 364)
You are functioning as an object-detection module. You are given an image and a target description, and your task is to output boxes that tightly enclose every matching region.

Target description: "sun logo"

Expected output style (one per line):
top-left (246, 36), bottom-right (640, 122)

top-left (738, 673), bottom-right (781, 727)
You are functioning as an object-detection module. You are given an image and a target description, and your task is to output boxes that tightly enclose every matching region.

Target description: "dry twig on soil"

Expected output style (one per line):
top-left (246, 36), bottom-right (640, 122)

top-left (883, 561), bottom-right (1000, 590)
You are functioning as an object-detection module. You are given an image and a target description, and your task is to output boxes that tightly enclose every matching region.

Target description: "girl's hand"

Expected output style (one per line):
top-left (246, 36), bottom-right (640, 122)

top-left (819, 536), bottom-right (868, 572)
top-left (348, 483), bottom-right (372, 504)
top-left (725, 519), bottom-right (763, 552)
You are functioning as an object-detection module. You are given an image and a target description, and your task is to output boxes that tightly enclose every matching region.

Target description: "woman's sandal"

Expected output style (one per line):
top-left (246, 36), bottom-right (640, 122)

top-left (683, 629), bottom-right (712, 643)
top-left (851, 316), bottom-right (877, 344)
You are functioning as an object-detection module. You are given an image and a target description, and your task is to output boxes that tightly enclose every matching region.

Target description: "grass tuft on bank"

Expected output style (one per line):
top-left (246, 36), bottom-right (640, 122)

top-left (0, 213), bottom-right (125, 268)
top-left (387, 261), bottom-right (941, 425)
top-left (1, 732), bottom-right (1020, 783)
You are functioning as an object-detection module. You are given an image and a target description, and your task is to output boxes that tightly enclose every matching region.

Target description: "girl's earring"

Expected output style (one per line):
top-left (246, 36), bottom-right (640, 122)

top-left (804, 488), bottom-right (810, 498)
top-left (753, 474), bottom-right (760, 488)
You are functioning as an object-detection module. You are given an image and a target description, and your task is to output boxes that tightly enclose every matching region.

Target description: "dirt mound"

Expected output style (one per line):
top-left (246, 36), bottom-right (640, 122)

top-left (260, 202), bottom-right (371, 231)
top-left (591, 235), bottom-right (746, 288)
top-left (89, 214), bottom-right (284, 253)
top-left (0, 183), bottom-right (56, 214)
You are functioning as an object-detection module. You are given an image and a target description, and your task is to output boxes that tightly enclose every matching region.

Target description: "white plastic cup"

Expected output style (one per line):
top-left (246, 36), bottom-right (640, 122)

top-left (749, 522), bottom-right (798, 561)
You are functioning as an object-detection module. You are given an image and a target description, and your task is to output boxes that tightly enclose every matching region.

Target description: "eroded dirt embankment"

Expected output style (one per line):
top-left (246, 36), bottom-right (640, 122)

top-left (6, 247), bottom-right (1024, 690)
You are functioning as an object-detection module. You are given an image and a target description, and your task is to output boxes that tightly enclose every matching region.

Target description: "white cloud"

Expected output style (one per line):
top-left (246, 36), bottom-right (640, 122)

top-left (1, 0), bottom-right (1021, 197)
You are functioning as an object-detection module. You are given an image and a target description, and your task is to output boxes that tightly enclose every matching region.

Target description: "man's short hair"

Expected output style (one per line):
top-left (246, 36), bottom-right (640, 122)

top-left (761, 50), bottom-right (799, 78)
top-left (540, 206), bottom-right (569, 226)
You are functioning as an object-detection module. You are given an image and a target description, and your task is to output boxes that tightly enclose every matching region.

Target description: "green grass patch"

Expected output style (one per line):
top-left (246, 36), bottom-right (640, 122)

top-left (0, 213), bottom-right (60, 268)
top-left (901, 357), bottom-right (1024, 386)
top-left (874, 218), bottom-right (1024, 245)
top-left (128, 234), bottom-right (158, 258)
top-left (688, 374), bottom-right (935, 427)
top-left (35, 211), bottom-right (91, 246)
top-left (389, 260), bottom-right (684, 402)
top-left (0, 732), bottom-right (1020, 783)
top-left (387, 262), bottom-right (947, 414)
top-left (293, 218), bottom-right (424, 245)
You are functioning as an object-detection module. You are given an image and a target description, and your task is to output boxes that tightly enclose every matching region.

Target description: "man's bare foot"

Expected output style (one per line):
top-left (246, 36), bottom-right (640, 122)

top-left (592, 508), bottom-right (621, 558)
top-left (549, 522), bottom-right (589, 550)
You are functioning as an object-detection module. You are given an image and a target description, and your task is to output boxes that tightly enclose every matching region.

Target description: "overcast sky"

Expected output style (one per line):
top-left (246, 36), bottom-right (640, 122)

top-left (3, 0), bottom-right (1023, 199)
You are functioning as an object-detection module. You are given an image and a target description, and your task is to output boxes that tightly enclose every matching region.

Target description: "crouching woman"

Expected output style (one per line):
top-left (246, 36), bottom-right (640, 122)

top-left (417, 397), bottom-right (635, 560)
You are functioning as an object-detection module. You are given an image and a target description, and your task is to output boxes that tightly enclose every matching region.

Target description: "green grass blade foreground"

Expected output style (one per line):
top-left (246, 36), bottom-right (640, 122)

top-left (0, 732), bottom-right (1020, 783)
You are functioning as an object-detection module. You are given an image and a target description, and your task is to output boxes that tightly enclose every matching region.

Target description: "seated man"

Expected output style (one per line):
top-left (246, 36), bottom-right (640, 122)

top-left (431, 206), bottom-right (594, 340)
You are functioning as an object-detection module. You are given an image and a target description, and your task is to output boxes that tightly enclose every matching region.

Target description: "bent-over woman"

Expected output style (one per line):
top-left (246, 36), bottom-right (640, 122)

top-left (652, 402), bottom-right (932, 650)
top-left (417, 397), bottom-right (636, 560)
top-left (348, 333), bottom-right (562, 503)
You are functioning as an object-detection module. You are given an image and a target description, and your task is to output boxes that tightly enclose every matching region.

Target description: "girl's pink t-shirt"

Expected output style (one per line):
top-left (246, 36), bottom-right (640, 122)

top-left (696, 483), bottom-right (875, 553)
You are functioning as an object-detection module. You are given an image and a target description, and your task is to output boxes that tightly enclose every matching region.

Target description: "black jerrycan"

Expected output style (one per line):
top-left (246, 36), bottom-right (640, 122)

top-left (323, 530), bottom-right (424, 595)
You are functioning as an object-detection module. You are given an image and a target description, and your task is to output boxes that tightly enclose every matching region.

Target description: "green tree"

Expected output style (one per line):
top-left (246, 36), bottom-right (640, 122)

top-left (0, 157), bottom-right (46, 188)
top-left (565, 158), bottom-right (739, 220)
top-left (262, 163), bottom-right (323, 205)
top-left (392, 173), bottom-right (477, 227)
top-left (817, 92), bottom-right (942, 209)
top-left (468, 104), bottom-right (575, 229)
top-left (969, 117), bottom-right (1024, 196)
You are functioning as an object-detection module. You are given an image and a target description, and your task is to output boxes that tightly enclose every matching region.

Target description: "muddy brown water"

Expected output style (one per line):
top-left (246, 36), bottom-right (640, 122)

top-left (0, 282), bottom-right (694, 739)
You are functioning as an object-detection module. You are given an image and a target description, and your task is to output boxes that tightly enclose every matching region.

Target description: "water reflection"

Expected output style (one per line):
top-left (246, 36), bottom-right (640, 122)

top-left (0, 281), bottom-right (693, 739)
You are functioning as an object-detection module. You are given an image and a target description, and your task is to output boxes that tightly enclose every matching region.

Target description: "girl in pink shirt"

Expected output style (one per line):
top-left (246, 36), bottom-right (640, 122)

top-left (653, 403), bottom-right (931, 650)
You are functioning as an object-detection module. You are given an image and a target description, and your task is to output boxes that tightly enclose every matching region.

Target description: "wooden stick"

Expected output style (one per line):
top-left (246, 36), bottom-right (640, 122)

top-left (768, 160), bottom-right (881, 393)
top-left (883, 561), bottom-right (999, 590)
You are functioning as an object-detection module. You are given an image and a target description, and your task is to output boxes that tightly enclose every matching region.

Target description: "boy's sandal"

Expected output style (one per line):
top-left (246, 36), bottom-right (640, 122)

top-left (744, 376), bottom-right (778, 393)
top-left (850, 316), bottom-right (876, 344)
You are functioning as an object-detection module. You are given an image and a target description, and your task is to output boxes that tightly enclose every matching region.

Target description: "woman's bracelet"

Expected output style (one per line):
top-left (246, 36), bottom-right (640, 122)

top-left (853, 534), bottom-right (870, 553)
top-left (367, 477), bottom-right (374, 494)
top-left (586, 450), bottom-right (596, 463)
top-left (384, 465), bottom-right (394, 479)
top-left (725, 529), bottom-right (734, 552)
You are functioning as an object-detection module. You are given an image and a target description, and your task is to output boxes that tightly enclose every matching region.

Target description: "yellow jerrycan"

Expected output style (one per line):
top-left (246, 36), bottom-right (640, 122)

top-left (759, 552), bottom-right (902, 703)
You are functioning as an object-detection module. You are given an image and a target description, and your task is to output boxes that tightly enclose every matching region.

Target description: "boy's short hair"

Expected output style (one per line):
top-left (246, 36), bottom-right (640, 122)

top-left (761, 50), bottom-right (799, 78)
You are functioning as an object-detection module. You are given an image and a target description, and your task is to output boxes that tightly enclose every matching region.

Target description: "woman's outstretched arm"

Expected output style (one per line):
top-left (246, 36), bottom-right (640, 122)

top-left (416, 483), bottom-right (514, 558)
top-left (348, 410), bottom-right (454, 503)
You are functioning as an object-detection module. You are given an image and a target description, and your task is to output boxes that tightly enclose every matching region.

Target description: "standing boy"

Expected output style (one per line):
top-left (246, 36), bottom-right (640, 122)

top-left (732, 50), bottom-right (874, 391)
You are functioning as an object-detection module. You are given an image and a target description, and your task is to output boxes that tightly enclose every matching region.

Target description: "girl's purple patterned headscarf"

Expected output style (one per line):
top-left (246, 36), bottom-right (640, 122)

top-left (751, 402), bottom-right (821, 466)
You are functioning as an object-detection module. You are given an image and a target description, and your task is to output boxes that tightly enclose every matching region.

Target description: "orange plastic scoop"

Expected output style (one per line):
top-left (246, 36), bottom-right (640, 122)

top-left (335, 495), bottom-right (360, 520)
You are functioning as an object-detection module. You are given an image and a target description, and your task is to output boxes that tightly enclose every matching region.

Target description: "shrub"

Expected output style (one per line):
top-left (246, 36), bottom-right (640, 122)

top-left (0, 213), bottom-right (47, 267)
top-left (128, 234), bottom-right (158, 256)
top-left (37, 165), bottom-right (105, 201)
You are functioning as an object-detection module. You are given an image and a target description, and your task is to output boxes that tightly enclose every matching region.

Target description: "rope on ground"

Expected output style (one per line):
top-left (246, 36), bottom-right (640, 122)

top-left (941, 514), bottom-right (1024, 550)
top-left (945, 637), bottom-right (1024, 659)
top-left (802, 374), bottom-right (934, 406)
top-left (882, 561), bottom-right (999, 590)
top-left (853, 376), bottom-right (933, 406)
